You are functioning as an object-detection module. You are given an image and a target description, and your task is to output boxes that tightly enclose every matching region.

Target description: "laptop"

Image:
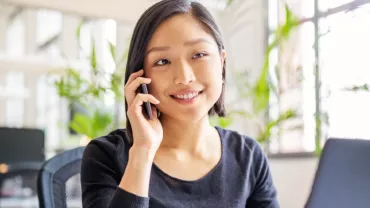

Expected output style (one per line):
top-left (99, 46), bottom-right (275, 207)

top-left (305, 138), bottom-right (370, 208)
top-left (0, 127), bottom-right (45, 164)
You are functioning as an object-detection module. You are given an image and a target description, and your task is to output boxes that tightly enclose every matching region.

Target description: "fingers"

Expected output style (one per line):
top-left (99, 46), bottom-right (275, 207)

top-left (125, 77), bottom-right (152, 106)
top-left (132, 93), bottom-right (160, 107)
top-left (127, 94), bottom-right (160, 120)
top-left (126, 69), bottom-right (144, 87)
top-left (125, 72), bottom-right (152, 106)
top-left (151, 105), bottom-right (158, 118)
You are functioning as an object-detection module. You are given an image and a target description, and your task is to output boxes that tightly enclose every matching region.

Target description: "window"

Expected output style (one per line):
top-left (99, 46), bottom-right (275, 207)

top-left (78, 19), bottom-right (117, 108)
top-left (36, 9), bottom-right (62, 56)
top-left (268, 0), bottom-right (370, 154)
top-left (4, 72), bottom-right (25, 127)
top-left (6, 12), bottom-right (25, 56)
top-left (319, 0), bottom-right (353, 11)
top-left (320, 4), bottom-right (370, 139)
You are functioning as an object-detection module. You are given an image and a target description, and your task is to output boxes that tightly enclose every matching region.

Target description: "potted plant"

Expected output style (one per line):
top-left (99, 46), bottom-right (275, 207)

top-left (211, 4), bottom-right (302, 152)
top-left (53, 21), bottom-right (129, 144)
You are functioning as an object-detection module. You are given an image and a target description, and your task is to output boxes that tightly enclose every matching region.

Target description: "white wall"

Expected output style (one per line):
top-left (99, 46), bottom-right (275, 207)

top-left (270, 157), bottom-right (319, 208)
top-left (216, 0), bottom-right (268, 138)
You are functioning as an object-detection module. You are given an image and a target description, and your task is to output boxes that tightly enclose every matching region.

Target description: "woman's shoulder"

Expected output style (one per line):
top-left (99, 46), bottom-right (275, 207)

top-left (216, 126), bottom-right (270, 176)
top-left (216, 126), bottom-right (268, 168)
top-left (85, 129), bottom-right (130, 150)
top-left (82, 129), bottom-right (131, 168)
top-left (216, 126), bottom-right (262, 153)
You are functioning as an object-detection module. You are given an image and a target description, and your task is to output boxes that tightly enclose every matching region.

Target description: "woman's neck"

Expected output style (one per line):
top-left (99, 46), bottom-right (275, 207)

top-left (159, 114), bottom-right (216, 154)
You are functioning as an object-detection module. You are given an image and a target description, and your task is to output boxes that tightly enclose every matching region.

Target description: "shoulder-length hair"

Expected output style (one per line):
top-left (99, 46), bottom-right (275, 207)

top-left (124, 0), bottom-right (226, 145)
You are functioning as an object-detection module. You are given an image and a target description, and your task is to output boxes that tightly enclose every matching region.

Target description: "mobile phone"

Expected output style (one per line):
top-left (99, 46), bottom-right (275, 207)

top-left (140, 83), bottom-right (153, 120)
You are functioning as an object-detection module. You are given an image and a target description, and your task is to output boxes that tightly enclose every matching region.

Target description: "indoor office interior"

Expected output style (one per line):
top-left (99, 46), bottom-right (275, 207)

top-left (0, 0), bottom-right (370, 207)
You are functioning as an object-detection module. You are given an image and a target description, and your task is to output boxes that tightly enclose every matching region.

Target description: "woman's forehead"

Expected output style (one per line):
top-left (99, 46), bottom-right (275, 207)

top-left (147, 14), bottom-right (215, 48)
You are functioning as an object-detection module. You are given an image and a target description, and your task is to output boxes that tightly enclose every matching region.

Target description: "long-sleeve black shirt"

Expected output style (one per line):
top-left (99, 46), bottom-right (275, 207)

top-left (81, 126), bottom-right (279, 208)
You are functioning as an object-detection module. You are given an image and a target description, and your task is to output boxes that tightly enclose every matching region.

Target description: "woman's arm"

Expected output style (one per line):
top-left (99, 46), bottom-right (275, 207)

top-left (246, 144), bottom-right (280, 208)
top-left (119, 145), bottom-right (156, 197)
top-left (82, 69), bottom-right (163, 207)
top-left (81, 139), bottom-right (153, 208)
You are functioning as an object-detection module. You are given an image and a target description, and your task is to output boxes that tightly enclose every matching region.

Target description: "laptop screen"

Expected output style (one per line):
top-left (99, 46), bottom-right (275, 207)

top-left (0, 127), bottom-right (45, 164)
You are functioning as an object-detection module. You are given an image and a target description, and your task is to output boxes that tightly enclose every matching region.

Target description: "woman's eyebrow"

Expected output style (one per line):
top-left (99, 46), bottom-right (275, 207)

top-left (146, 38), bottom-right (213, 55)
top-left (146, 46), bottom-right (170, 56)
top-left (184, 38), bottom-right (213, 46)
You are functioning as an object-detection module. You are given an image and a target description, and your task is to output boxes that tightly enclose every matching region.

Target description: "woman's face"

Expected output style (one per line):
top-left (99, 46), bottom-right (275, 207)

top-left (144, 14), bottom-right (226, 122)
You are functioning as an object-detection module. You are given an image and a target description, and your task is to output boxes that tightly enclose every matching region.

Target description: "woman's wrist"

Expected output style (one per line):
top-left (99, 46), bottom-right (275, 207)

top-left (130, 144), bottom-right (158, 163)
top-left (119, 146), bottom-right (157, 197)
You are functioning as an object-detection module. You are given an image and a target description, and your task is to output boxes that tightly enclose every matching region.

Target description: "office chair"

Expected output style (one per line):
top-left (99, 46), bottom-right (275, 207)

top-left (37, 147), bottom-right (85, 208)
top-left (305, 138), bottom-right (370, 208)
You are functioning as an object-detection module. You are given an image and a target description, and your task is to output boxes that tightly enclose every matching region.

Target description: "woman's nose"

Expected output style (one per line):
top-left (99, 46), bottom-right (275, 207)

top-left (173, 60), bottom-right (196, 85)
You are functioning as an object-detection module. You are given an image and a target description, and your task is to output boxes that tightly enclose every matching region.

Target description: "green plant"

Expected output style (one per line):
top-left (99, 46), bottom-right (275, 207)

top-left (344, 83), bottom-right (370, 92)
top-left (53, 21), bottom-right (128, 140)
top-left (212, 4), bottom-right (301, 145)
top-left (224, 0), bottom-right (337, 155)
top-left (69, 110), bottom-right (113, 139)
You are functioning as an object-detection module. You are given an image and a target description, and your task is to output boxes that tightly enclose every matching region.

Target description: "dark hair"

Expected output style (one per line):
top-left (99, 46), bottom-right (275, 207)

top-left (124, 0), bottom-right (226, 144)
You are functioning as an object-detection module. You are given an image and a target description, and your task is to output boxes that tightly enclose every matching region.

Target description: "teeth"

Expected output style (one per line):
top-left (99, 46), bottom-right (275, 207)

top-left (174, 92), bottom-right (199, 100)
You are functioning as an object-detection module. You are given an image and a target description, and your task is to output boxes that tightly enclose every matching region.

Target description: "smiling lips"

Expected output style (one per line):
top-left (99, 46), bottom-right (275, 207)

top-left (173, 91), bottom-right (199, 99)
top-left (170, 89), bottom-right (203, 104)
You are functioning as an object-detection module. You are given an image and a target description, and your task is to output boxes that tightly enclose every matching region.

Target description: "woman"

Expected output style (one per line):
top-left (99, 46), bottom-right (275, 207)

top-left (81, 0), bottom-right (279, 207)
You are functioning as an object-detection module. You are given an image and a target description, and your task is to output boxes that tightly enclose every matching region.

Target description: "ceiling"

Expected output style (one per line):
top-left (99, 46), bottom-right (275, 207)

top-left (0, 0), bottom-right (229, 24)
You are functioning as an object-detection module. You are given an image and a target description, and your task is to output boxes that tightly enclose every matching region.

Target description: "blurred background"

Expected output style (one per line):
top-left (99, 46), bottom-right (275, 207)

top-left (0, 0), bottom-right (369, 207)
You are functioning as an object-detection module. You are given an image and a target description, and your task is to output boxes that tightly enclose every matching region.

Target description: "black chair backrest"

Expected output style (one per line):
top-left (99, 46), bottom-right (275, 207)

top-left (37, 147), bottom-right (85, 208)
top-left (305, 138), bottom-right (370, 208)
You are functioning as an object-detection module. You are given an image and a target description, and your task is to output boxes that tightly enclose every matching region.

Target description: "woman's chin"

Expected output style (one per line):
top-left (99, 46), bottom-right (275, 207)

top-left (160, 108), bottom-right (210, 123)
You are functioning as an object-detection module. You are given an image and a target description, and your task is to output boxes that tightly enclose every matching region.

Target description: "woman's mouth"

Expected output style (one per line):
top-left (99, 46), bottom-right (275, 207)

top-left (170, 91), bottom-right (203, 104)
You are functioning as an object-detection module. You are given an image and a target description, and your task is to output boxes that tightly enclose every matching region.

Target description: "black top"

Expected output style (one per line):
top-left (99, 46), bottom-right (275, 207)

top-left (81, 126), bottom-right (279, 208)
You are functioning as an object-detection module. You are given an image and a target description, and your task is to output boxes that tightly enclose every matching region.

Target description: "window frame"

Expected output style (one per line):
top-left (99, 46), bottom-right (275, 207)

top-left (266, 0), bottom-right (370, 156)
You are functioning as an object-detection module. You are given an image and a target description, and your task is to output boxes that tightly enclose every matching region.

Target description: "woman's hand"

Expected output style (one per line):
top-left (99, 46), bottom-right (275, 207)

top-left (119, 69), bottom-right (162, 197)
top-left (125, 69), bottom-right (163, 153)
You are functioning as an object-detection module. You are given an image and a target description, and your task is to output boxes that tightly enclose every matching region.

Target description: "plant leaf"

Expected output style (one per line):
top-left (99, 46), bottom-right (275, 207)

top-left (76, 20), bottom-right (84, 39)
top-left (109, 41), bottom-right (116, 63)
top-left (210, 116), bottom-right (233, 128)
top-left (69, 113), bottom-right (92, 138)
top-left (90, 39), bottom-right (98, 74)
top-left (257, 109), bottom-right (296, 143)
top-left (91, 110), bottom-right (113, 138)
top-left (111, 73), bottom-right (124, 99)
top-left (252, 62), bottom-right (270, 113)
top-left (343, 84), bottom-right (370, 92)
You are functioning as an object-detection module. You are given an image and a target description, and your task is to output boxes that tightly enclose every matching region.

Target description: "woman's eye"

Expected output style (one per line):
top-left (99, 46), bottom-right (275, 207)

top-left (155, 59), bottom-right (170, 66)
top-left (192, 52), bottom-right (207, 59)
